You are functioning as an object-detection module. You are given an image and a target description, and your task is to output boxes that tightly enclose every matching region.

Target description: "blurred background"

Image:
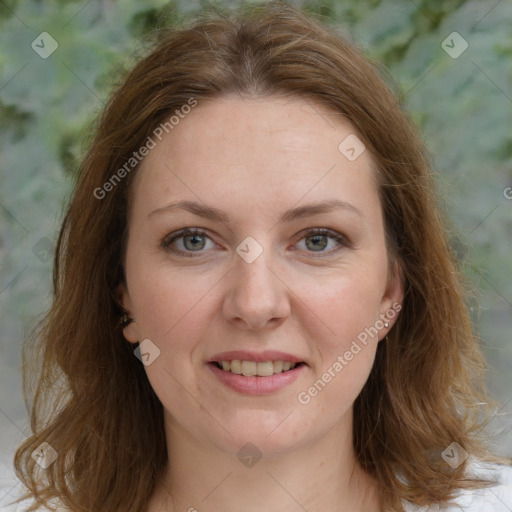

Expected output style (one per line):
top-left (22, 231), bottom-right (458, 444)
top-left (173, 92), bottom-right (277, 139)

top-left (0, 0), bottom-right (511, 506)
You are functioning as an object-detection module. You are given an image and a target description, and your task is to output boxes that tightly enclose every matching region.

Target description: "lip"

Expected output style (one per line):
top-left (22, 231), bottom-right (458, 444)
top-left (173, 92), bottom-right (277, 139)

top-left (209, 350), bottom-right (304, 364)
top-left (207, 361), bottom-right (305, 395)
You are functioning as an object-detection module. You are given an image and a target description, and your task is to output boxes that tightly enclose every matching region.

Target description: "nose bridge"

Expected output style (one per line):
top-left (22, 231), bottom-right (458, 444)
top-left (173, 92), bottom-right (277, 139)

top-left (224, 234), bottom-right (289, 328)
top-left (234, 235), bottom-right (278, 300)
top-left (237, 246), bottom-right (274, 290)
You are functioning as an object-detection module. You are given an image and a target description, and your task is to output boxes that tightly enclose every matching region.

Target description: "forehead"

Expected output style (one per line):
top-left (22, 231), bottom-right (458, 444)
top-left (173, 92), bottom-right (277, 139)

top-left (130, 95), bottom-right (380, 227)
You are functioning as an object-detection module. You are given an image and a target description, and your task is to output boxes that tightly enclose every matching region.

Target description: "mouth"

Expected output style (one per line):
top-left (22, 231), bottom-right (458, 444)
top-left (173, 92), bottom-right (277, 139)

top-left (209, 360), bottom-right (306, 377)
top-left (207, 351), bottom-right (307, 394)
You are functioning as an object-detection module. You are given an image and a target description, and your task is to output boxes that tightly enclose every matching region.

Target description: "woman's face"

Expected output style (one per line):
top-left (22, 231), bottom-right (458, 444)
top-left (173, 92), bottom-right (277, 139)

top-left (119, 95), bottom-right (403, 456)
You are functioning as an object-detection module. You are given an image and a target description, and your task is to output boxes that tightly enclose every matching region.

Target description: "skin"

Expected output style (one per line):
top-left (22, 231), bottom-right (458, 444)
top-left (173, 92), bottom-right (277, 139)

top-left (118, 95), bottom-right (403, 512)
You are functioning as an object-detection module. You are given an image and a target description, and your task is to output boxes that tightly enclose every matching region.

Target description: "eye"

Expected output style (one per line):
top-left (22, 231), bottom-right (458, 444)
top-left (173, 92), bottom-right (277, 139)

top-left (161, 228), bottom-right (215, 257)
top-left (294, 228), bottom-right (351, 256)
top-left (160, 227), bottom-right (351, 257)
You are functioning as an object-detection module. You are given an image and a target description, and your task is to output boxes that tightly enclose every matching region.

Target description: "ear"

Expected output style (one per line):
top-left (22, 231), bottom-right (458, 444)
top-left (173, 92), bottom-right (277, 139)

top-left (379, 259), bottom-right (404, 337)
top-left (115, 282), bottom-right (138, 344)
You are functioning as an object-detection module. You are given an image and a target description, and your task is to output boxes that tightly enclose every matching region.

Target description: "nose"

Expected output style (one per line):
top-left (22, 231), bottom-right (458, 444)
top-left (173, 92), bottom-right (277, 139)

top-left (222, 242), bottom-right (290, 331)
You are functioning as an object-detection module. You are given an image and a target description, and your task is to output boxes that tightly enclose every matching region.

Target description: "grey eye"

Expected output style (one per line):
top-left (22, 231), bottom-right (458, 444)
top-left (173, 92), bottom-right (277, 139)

top-left (181, 233), bottom-right (207, 251)
top-left (304, 234), bottom-right (329, 251)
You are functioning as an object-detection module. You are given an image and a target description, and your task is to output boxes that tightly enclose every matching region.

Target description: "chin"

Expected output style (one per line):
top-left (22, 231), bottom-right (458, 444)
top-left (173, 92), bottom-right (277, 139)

top-left (212, 411), bottom-right (312, 455)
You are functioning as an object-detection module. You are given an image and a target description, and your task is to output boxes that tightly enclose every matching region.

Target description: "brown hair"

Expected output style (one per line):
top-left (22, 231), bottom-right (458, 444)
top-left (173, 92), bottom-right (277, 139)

top-left (12, 1), bottom-right (508, 510)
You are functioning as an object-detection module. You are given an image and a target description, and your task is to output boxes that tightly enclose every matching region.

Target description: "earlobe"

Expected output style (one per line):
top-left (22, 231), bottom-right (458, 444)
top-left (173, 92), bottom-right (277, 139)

top-left (122, 322), bottom-right (139, 344)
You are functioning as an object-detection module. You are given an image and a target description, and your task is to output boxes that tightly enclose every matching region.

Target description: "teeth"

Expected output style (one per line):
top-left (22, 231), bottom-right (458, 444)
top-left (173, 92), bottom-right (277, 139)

top-left (241, 361), bottom-right (257, 376)
top-left (217, 360), bottom-right (298, 376)
top-left (273, 360), bottom-right (283, 373)
top-left (254, 361), bottom-right (273, 377)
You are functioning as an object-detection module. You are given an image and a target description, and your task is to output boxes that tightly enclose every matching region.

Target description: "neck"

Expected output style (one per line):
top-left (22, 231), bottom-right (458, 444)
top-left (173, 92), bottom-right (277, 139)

top-left (152, 410), bottom-right (383, 512)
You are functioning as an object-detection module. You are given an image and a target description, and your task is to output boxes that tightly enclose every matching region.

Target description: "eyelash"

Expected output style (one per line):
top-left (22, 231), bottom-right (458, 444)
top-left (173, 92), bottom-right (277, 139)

top-left (160, 227), bottom-right (351, 258)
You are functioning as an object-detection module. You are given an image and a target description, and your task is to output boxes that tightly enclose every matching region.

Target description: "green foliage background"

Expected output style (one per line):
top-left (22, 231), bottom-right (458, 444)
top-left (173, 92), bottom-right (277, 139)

top-left (0, 0), bottom-right (511, 468)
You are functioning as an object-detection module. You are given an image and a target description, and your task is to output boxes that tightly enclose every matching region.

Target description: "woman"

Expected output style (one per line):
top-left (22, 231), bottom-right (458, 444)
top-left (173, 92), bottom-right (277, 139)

top-left (11, 2), bottom-right (512, 511)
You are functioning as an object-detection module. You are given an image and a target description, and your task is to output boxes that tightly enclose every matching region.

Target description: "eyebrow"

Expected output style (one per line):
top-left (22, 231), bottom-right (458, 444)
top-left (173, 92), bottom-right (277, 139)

top-left (147, 199), bottom-right (363, 223)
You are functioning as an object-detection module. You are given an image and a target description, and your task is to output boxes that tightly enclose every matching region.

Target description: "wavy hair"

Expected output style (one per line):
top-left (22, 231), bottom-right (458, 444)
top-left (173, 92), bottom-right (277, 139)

top-left (12, 1), bottom-right (508, 510)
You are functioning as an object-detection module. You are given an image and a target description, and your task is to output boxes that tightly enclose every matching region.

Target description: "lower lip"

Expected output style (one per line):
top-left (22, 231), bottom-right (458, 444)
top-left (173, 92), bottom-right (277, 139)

top-left (207, 362), bottom-right (305, 395)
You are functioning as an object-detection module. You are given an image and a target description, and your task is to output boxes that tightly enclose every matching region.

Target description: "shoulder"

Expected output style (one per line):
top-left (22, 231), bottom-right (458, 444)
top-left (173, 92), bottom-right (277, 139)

top-left (0, 485), bottom-right (69, 512)
top-left (454, 461), bottom-right (512, 511)
top-left (402, 459), bottom-right (512, 511)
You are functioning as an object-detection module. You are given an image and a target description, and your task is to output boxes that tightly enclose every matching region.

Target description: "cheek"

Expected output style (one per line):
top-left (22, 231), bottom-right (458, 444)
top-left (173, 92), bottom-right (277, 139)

top-left (303, 270), bottom-right (385, 350)
top-left (296, 266), bottom-right (384, 400)
top-left (295, 278), bottom-right (381, 420)
top-left (126, 247), bottom-right (217, 342)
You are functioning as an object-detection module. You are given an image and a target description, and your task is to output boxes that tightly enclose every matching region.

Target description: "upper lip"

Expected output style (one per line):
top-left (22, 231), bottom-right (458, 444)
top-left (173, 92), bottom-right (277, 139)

top-left (209, 350), bottom-right (305, 364)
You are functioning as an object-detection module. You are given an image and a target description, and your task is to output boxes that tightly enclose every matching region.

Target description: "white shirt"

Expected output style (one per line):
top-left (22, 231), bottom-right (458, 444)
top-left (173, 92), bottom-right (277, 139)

top-left (2, 460), bottom-right (511, 511)
top-left (402, 460), bottom-right (512, 511)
